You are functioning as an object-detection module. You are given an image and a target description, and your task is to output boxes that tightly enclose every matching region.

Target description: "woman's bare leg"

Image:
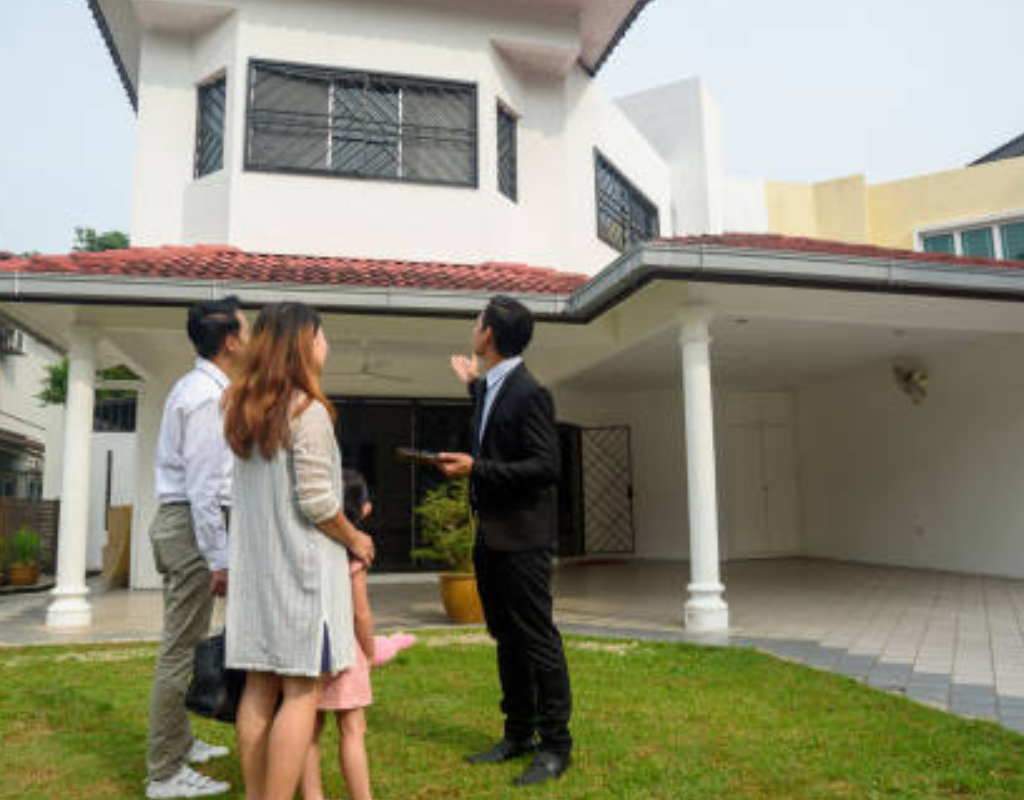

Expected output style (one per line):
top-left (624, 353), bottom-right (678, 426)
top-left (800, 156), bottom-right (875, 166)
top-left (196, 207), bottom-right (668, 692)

top-left (264, 676), bottom-right (322, 800)
top-left (301, 712), bottom-right (327, 800)
top-left (236, 671), bottom-right (282, 800)
top-left (336, 708), bottom-right (372, 800)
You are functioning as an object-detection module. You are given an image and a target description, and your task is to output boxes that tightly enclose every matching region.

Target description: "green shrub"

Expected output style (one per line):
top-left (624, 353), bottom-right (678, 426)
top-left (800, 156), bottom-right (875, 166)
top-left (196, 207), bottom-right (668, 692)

top-left (411, 478), bottom-right (476, 573)
top-left (9, 527), bottom-right (41, 567)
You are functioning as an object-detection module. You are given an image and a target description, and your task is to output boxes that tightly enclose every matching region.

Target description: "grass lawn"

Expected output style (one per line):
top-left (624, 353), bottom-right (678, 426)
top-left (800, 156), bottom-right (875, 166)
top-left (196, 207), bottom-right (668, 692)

top-left (3, 631), bottom-right (1024, 799)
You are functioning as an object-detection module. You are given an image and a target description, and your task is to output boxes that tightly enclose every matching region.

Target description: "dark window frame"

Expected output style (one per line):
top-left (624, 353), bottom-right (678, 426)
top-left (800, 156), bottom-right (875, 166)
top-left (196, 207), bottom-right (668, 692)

top-left (497, 102), bottom-right (518, 202)
top-left (243, 59), bottom-right (479, 189)
top-left (593, 149), bottom-right (660, 252)
top-left (194, 74), bottom-right (227, 179)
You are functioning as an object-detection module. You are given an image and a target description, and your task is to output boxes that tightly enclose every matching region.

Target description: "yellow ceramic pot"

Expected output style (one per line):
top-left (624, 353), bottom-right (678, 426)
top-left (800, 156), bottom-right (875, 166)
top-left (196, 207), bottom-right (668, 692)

top-left (439, 572), bottom-right (484, 624)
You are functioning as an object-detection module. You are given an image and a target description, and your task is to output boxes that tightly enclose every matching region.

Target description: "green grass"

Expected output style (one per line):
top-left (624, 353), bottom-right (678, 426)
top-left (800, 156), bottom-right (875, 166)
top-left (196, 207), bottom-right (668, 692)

top-left (2, 632), bottom-right (1024, 799)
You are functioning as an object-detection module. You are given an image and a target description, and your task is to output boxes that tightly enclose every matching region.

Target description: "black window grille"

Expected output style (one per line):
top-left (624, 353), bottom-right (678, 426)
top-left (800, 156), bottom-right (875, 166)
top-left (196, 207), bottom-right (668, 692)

top-left (245, 61), bottom-right (478, 187)
top-left (594, 150), bottom-right (660, 251)
top-left (93, 397), bottom-right (137, 433)
top-left (497, 104), bottom-right (517, 201)
top-left (195, 77), bottom-right (226, 178)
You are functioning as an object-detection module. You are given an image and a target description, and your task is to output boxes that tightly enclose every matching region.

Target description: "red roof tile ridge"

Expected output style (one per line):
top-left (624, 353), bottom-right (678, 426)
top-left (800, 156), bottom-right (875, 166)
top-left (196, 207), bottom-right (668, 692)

top-left (656, 232), bottom-right (1024, 269)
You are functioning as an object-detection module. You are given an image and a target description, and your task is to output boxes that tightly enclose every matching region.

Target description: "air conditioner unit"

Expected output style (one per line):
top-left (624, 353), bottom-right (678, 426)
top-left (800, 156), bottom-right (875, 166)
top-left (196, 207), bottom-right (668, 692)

top-left (0, 328), bottom-right (28, 356)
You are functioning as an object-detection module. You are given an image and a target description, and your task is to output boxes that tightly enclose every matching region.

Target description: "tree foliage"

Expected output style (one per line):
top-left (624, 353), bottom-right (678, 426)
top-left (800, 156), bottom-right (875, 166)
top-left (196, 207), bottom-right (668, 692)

top-left (37, 359), bottom-right (139, 406)
top-left (73, 227), bottom-right (129, 253)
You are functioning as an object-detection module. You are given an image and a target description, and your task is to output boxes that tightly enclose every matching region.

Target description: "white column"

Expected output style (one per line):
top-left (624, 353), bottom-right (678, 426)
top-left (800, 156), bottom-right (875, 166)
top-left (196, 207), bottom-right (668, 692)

top-left (679, 312), bottom-right (729, 632)
top-left (47, 328), bottom-right (98, 628)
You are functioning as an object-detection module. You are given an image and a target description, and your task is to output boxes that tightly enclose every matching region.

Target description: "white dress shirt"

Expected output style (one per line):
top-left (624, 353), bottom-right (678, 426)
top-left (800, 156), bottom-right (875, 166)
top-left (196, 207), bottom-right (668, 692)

top-left (478, 356), bottom-right (523, 446)
top-left (155, 358), bottom-right (232, 572)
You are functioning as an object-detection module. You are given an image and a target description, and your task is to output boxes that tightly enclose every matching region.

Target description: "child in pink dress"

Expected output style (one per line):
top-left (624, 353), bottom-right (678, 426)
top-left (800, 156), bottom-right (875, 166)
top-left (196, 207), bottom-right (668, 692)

top-left (302, 470), bottom-right (416, 800)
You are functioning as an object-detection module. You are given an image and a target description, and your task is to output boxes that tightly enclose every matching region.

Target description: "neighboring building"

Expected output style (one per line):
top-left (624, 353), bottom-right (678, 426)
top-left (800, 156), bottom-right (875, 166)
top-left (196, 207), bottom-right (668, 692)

top-left (972, 131), bottom-right (1024, 166)
top-left (0, 305), bottom-right (59, 502)
top-left (765, 150), bottom-right (1024, 259)
top-left (14, 0), bottom-right (1024, 638)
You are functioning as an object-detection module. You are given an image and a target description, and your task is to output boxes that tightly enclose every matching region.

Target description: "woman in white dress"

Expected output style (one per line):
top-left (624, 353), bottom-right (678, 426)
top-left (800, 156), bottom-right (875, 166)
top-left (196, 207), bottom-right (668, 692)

top-left (223, 302), bottom-right (374, 800)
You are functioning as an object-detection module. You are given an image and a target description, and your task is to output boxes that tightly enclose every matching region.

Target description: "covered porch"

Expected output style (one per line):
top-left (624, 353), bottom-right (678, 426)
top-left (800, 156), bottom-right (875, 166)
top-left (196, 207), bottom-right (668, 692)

top-left (5, 234), bottom-right (1024, 638)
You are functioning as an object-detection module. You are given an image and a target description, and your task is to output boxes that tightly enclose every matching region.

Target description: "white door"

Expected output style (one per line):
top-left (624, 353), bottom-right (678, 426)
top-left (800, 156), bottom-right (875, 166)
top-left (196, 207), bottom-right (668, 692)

top-left (722, 393), bottom-right (801, 558)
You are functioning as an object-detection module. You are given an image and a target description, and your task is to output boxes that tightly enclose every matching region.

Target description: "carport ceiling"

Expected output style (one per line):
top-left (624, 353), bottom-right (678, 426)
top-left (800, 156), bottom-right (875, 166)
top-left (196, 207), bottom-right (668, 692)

top-left (560, 317), bottom-right (998, 393)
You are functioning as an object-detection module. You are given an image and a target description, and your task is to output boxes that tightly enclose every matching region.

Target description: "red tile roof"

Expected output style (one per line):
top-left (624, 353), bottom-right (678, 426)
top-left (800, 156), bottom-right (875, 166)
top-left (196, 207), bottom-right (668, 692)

top-left (0, 245), bottom-right (589, 295)
top-left (658, 233), bottom-right (1024, 270)
top-left (2, 235), bottom-right (1018, 305)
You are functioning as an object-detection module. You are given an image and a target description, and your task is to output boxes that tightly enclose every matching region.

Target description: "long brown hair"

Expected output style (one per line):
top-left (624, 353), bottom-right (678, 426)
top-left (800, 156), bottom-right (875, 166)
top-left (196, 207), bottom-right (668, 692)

top-left (224, 302), bottom-right (335, 459)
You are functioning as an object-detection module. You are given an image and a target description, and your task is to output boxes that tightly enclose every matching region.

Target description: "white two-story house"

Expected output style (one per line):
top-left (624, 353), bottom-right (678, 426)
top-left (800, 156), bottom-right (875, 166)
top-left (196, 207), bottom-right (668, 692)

top-left (9, 0), bottom-right (1024, 636)
top-left (96, 0), bottom-right (764, 268)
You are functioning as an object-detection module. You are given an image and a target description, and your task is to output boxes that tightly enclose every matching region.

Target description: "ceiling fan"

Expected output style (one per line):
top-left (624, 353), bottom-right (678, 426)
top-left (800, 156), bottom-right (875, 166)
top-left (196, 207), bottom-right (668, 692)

top-left (333, 341), bottom-right (412, 384)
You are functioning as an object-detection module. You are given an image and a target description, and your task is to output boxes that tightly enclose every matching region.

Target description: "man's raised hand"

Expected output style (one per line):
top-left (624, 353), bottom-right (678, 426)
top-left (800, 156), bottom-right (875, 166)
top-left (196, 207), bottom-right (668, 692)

top-left (450, 354), bottom-right (480, 385)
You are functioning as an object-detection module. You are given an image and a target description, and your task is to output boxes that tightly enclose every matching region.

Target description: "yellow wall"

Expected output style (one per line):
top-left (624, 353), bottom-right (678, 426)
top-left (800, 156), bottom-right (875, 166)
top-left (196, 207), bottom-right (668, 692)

top-left (766, 156), bottom-right (1024, 250)
top-left (868, 158), bottom-right (1024, 250)
top-left (765, 181), bottom-right (818, 238)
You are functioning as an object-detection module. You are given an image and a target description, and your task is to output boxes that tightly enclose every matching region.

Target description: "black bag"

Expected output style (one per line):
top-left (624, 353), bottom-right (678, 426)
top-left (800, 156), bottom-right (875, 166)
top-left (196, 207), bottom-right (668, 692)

top-left (185, 631), bottom-right (245, 724)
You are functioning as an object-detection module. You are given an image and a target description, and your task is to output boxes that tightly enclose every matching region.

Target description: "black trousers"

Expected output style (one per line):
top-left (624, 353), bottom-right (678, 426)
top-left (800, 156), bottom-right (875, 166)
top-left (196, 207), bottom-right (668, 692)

top-left (474, 545), bottom-right (573, 754)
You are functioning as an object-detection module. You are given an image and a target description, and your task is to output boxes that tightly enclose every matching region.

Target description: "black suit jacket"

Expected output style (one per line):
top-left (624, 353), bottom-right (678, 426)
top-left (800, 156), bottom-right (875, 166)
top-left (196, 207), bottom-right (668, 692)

top-left (469, 363), bottom-right (560, 551)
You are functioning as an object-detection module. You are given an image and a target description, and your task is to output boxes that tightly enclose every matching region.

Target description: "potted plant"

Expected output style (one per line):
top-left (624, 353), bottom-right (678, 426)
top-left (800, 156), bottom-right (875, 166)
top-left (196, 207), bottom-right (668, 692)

top-left (412, 478), bottom-right (483, 624)
top-left (7, 526), bottom-right (42, 587)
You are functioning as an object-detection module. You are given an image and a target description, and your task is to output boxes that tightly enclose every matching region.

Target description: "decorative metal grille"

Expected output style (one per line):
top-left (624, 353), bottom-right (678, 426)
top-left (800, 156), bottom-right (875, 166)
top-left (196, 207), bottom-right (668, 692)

top-left (93, 397), bottom-right (137, 433)
top-left (497, 104), bottom-right (517, 201)
top-left (594, 150), bottom-right (659, 252)
top-left (246, 61), bottom-right (477, 187)
top-left (195, 77), bottom-right (226, 178)
top-left (581, 426), bottom-right (635, 554)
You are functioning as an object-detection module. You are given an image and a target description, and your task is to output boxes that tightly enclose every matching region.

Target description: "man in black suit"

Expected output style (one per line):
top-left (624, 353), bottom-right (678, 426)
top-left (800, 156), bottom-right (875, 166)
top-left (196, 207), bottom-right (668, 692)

top-left (437, 295), bottom-right (573, 787)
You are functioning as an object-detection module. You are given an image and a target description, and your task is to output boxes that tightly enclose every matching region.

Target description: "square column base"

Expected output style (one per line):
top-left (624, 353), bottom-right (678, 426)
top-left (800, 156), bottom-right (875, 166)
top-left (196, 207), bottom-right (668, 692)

top-left (46, 592), bottom-right (92, 629)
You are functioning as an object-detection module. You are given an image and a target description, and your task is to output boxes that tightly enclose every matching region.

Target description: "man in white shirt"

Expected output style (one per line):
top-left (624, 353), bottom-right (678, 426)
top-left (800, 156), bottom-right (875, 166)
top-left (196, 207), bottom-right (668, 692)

top-left (146, 297), bottom-right (248, 800)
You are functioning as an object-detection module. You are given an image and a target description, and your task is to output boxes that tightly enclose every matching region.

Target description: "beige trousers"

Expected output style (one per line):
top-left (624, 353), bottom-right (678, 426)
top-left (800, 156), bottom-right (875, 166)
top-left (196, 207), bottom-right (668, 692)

top-left (146, 504), bottom-right (214, 782)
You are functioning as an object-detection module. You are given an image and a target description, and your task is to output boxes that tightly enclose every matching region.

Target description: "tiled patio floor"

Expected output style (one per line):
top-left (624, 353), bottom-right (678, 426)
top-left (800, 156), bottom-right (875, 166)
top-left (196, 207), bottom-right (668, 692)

top-left (4, 558), bottom-right (1024, 731)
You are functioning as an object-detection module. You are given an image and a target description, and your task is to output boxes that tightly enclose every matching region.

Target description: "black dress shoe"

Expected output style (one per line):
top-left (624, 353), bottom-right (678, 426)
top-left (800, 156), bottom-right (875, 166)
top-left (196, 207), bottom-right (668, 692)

top-left (513, 751), bottom-right (571, 786)
top-left (465, 739), bottom-right (536, 765)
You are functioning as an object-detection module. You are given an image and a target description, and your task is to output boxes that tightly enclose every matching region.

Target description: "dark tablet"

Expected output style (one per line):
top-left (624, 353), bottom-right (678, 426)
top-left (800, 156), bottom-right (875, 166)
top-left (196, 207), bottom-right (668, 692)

top-left (395, 446), bottom-right (441, 466)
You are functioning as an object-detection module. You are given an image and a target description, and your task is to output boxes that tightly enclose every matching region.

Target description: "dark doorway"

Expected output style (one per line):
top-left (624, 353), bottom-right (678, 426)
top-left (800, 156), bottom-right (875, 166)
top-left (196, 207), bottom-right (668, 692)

top-left (331, 398), bottom-right (473, 571)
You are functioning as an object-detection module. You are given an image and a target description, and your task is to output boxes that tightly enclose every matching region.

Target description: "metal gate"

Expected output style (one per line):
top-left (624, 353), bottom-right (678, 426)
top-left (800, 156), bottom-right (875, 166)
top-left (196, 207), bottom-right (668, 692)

top-left (581, 426), bottom-right (635, 554)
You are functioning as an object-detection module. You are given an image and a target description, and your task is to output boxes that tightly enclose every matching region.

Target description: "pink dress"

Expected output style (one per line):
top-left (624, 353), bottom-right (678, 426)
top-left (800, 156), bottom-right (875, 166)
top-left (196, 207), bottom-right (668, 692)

top-left (319, 560), bottom-right (373, 711)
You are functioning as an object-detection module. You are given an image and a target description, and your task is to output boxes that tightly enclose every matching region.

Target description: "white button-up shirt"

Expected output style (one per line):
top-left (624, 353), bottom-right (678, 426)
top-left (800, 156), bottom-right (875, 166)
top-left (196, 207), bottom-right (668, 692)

top-left (478, 356), bottom-right (523, 446)
top-left (155, 358), bottom-right (232, 571)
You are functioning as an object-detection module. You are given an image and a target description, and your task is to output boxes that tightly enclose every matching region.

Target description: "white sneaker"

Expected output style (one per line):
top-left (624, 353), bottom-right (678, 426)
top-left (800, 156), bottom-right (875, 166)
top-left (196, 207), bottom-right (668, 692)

top-left (146, 765), bottom-right (230, 798)
top-left (187, 739), bottom-right (229, 764)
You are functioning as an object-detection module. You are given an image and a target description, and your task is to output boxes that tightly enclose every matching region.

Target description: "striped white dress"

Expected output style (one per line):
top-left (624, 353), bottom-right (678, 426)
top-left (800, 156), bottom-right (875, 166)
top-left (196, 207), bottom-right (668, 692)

top-left (226, 399), bottom-right (355, 677)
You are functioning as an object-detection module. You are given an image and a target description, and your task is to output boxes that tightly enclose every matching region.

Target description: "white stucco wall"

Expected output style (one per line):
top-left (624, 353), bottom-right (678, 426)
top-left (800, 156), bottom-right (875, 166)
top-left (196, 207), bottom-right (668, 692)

top-left (128, 0), bottom-right (679, 276)
top-left (724, 175), bottom-right (769, 234)
top-left (556, 388), bottom-right (691, 561)
top-left (87, 432), bottom-right (136, 571)
top-left (617, 78), bottom-right (770, 238)
top-left (797, 335), bottom-right (1024, 579)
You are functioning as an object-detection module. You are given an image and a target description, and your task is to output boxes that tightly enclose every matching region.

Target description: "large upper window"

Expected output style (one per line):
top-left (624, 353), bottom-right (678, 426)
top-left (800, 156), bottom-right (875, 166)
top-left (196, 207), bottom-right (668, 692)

top-left (245, 61), bottom-right (478, 187)
top-left (919, 217), bottom-right (1024, 262)
top-left (195, 76), bottom-right (226, 178)
top-left (594, 151), bottom-right (659, 252)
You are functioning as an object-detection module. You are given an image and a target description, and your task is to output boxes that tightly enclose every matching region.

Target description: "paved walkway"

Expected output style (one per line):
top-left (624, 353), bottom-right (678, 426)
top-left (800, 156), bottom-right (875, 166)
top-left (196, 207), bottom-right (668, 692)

top-left (4, 558), bottom-right (1024, 732)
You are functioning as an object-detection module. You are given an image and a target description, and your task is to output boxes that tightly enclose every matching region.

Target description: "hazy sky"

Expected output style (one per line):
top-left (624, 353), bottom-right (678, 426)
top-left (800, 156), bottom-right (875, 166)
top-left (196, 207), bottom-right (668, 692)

top-left (1, 0), bottom-right (1022, 254)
